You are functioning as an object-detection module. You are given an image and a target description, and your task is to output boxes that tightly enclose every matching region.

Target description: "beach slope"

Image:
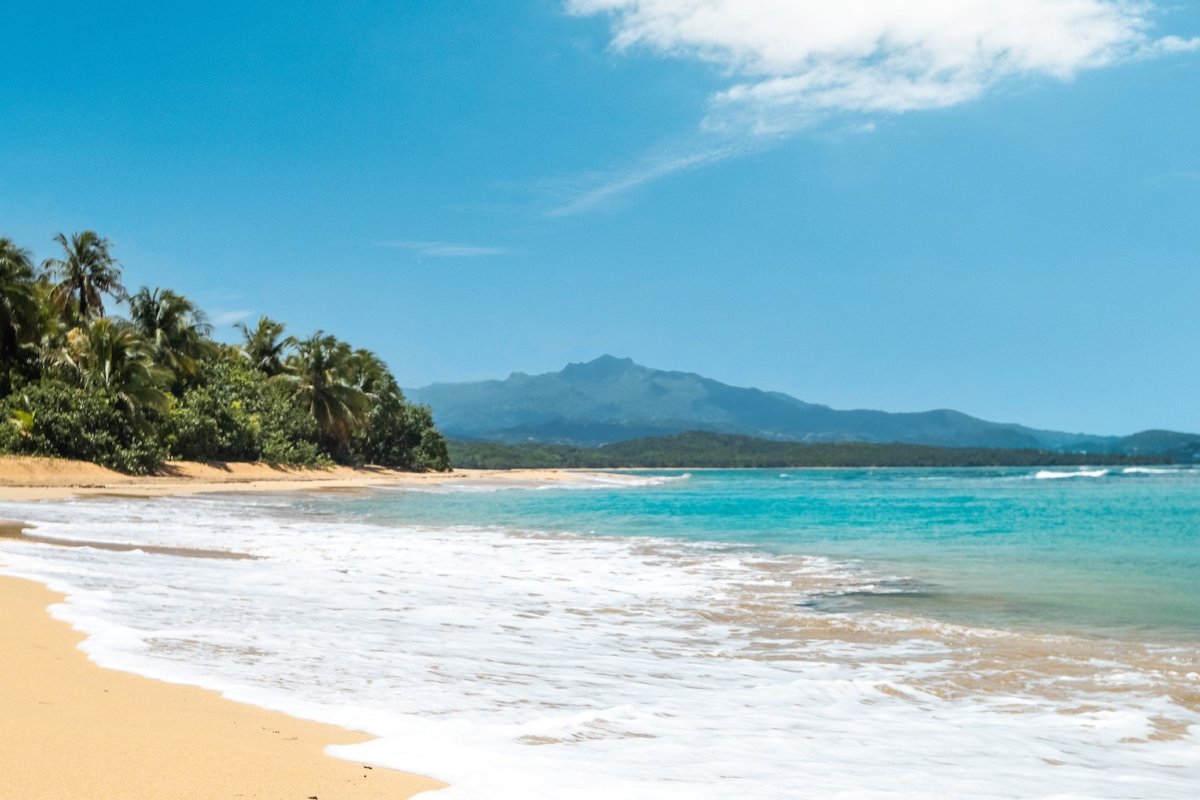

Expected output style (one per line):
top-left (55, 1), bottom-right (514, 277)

top-left (0, 575), bottom-right (444, 799)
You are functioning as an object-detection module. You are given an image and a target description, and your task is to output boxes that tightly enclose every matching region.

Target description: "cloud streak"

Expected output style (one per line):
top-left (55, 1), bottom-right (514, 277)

top-left (545, 143), bottom-right (743, 216)
top-left (568, 1), bottom-right (1199, 133)
top-left (210, 309), bottom-right (254, 327)
top-left (380, 240), bottom-right (519, 257)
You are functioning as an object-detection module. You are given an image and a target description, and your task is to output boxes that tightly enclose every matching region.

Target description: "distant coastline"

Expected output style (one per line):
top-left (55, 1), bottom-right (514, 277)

top-left (448, 430), bottom-right (1171, 470)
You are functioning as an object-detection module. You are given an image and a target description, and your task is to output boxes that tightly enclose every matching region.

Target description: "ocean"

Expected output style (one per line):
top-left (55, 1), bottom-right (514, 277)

top-left (2, 467), bottom-right (1198, 798)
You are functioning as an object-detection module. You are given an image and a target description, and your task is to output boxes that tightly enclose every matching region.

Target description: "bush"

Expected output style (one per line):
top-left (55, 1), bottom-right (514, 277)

top-left (161, 355), bottom-right (327, 466)
top-left (352, 397), bottom-right (450, 471)
top-left (1, 383), bottom-right (163, 473)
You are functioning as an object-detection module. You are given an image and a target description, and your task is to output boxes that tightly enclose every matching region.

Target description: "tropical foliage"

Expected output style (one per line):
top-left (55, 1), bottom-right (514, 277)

top-left (0, 231), bottom-right (449, 473)
top-left (42, 231), bottom-right (128, 321)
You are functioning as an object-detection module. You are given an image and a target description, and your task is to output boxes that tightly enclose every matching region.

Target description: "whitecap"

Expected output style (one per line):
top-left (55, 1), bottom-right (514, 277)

top-left (1034, 469), bottom-right (1109, 480)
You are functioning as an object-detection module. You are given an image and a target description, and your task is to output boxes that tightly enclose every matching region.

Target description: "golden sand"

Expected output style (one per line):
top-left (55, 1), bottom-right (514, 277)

top-left (0, 455), bottom-right (608, 501)
top-left (0, 575), bottom-right (446, 799)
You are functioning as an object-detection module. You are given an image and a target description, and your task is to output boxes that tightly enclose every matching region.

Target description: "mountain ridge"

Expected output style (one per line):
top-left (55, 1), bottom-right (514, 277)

top-left (407, 355), bottom-right (1200, 458)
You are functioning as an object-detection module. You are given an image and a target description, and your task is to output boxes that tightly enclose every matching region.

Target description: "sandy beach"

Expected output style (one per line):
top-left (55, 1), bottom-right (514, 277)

top-left (0, 574), bottom-right (445, 799)
top-left (0, 455), bottom-right (606, 502)
top-left (0, 456), bottom-right (621, 798)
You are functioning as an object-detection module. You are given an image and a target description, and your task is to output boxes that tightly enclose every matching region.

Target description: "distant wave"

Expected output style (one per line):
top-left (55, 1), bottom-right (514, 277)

top-left (641, 472), bottom-right (692, 485)
top-left (576, 471), bottom-right (692, 488)
top-left (1121, 467), bottom-right (1180, 475)
top-left (1034, 469), bottom-right (1109, 480)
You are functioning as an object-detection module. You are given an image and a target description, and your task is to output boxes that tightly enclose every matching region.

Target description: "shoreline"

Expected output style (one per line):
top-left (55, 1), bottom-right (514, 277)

top-left (3, 467), bottom-right (1198, 796)
top-left (0, 574), bottom-right (445, 799)
top-left (0, 456), bottom-right (644, 798)
top-left (0, 455), bottom-right (620, 502)
top-left (0, 456), bottom-right (633, 797)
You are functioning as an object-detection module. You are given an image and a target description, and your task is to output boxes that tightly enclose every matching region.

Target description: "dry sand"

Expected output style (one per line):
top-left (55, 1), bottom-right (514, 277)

top-left (0, 575), bottom-right (445, 799)
top-left (0, 455), bottom-right (608, 501)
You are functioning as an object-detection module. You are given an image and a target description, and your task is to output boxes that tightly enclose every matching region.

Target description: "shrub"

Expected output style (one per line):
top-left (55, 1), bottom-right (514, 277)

top-left (352, 397), bottom-right (450, 471)
top-left (160, 354), bottom-right (326, 466)
top-left (1, 383), bottom-right (162, 473)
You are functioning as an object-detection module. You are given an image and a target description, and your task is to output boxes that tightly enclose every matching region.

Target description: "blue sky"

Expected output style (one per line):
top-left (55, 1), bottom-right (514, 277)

top-left (2, 1), bottom-right (1198, 435)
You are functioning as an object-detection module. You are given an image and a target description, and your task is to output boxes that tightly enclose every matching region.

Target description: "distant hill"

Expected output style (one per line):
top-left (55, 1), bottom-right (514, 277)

top-left (409, 355), bottom-right (1200, 457)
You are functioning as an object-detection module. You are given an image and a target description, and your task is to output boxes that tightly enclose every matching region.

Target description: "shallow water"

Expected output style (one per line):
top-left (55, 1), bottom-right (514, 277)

top-left (2, 468), bottom-right (1198, 798)
top-left (347, 467), bottom-right (1200, 640)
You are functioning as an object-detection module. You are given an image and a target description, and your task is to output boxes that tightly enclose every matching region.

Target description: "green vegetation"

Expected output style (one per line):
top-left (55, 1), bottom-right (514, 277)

top-left (0, 231), bottom-right (449, 473)
top-left (449, 431), bottom-right (1167, 469)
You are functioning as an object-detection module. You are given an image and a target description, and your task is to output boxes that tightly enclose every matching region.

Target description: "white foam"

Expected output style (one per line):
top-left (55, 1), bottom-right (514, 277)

top-left (1035, 468), bottom-right (1109, 480)
top-left (2, 496), bottom-right (1198, 799)
top-left (581, 472), bottom-right (691, 487)
top-left (402, 472), bottom-right (692, 494)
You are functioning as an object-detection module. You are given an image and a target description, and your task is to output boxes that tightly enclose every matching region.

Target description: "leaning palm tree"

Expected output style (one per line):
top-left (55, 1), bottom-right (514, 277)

top-left (42, 231), bottom-right (128, 320)
top-left (51, 318), bottom-right (169, 421)
top-left (129, 287), bottom-right (215, 381)
top-left (237, 316), bottom-right (293, 376)
top-left (0, 238), bottom-right (39, 362)
top-left (282, 331), bottom-right (370, 446)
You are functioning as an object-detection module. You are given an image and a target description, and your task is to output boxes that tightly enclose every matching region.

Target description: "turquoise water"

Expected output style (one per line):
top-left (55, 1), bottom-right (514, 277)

top-left (4, 469), bottom-right (1199, 796)
top-left (315, 467), bottom-right (1200, 641)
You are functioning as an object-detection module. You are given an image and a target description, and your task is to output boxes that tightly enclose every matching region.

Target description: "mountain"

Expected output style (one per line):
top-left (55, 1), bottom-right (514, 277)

top-left (407, 355), bottom-right (1200, 456)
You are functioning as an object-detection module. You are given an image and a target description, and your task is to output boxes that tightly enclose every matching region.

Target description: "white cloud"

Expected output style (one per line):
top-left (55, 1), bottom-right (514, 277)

top-left (380, 240), bottom-right (518, 257)
top-left (1150, 34), bottom-right (1200, 55)
top-left (567, 0), bottom-right (1198, 133)
top-left (210, 309), bottom-right (254, 327)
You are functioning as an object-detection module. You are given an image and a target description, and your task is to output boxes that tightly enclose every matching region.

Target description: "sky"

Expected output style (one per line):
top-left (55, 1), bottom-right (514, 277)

top-left (2, 0), bottom-right (1198, 435)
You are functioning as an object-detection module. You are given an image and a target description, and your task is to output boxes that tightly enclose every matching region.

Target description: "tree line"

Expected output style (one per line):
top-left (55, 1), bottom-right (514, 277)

top-left (0, 232), bottom-right (449, 473)
top-left (449, 431), bottom-right (1166, 469)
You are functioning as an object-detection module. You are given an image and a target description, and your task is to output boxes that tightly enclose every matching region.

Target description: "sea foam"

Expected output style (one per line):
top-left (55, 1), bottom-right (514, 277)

top-left (1, 493), bottom-right (1198, 799)
top-left (1035, 468), bottom-right (1109, 479)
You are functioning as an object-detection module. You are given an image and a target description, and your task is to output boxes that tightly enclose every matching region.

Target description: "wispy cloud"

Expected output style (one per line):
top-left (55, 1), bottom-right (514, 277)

top-left (380, 240), bottom-right (519, 258)
top-left (568, 1), bottom-right (1198, 135)
top-left (210, 309), bottom-right (254, 327)
top-left (1149, 35), bottom-right (1200, 56)
top-left (544, 143), bottom-right (743, 217)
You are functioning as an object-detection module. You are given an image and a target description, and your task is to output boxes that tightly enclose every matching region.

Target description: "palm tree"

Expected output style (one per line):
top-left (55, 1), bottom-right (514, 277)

top-left (42, 231), bottom-right (128, 320)
top-left (30, 280), bottom-right (70, 372)
top-left (0, 238), bottom-right (39, 363)
top-left (345, 348), bottom-right (403, 402)
top-left (283, 331), bottom-right (370, 445)
top-left (238, 316), bottom-right (293, 376)
top-left (129, 287), bottom-right (214, 381)
top-left (52, 318), bottom-right (169, 421)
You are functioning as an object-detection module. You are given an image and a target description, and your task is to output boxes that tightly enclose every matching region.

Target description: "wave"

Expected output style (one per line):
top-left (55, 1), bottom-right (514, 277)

top-left (530, 471), bottom-right (692, 490)
top-left (1034, 468), bottom-right (1109, 480)
top-left (1122, 467), bottom-right (1182, 475)
top-left (599, 471), bottom-right (691, 487)
top-left (3, 495), bottom-right (1198, 799)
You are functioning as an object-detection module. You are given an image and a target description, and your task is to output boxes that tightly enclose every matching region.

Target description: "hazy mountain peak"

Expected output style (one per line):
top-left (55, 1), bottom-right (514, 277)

top-left (407, 357), bottom-right (1199, 456)
top-left (560, 354), bottom-right (638, 379)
